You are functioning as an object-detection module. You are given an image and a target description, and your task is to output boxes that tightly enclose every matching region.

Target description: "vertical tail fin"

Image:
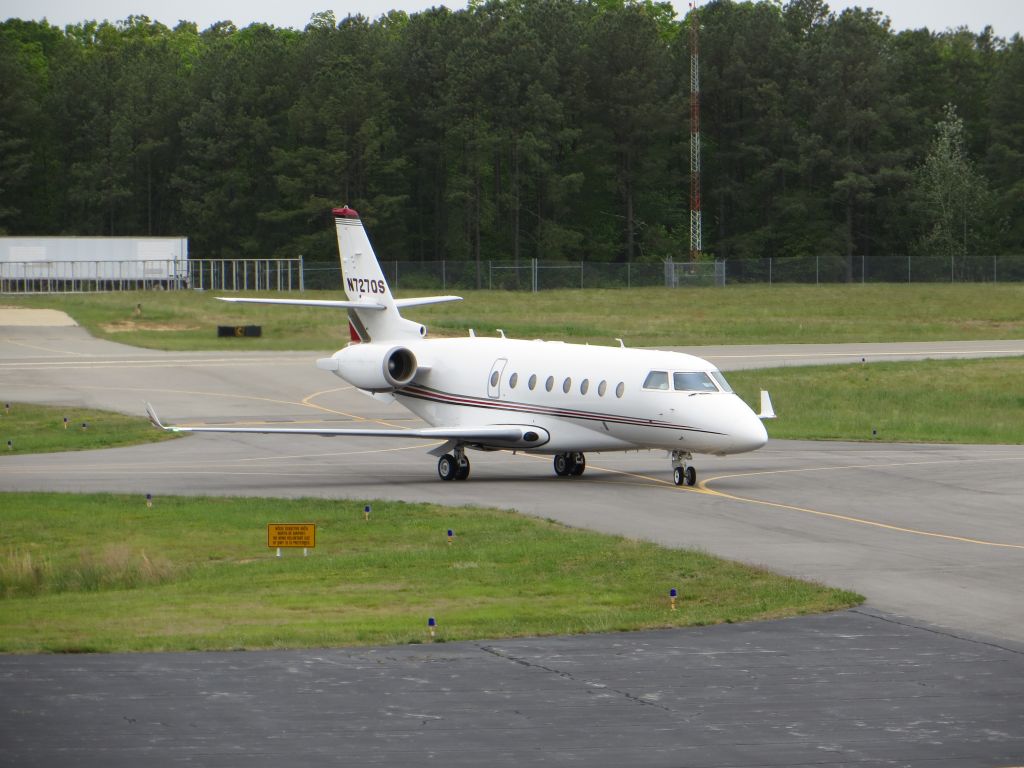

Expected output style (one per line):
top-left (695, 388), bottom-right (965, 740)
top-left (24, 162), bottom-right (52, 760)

top-left (333, 206), bottom-right (424, 342)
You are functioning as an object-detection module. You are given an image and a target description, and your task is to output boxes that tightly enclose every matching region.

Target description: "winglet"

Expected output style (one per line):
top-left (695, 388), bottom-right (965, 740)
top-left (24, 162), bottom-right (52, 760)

top-left (757, 390), bottom-right (776, 420)
top-left (145, 402), bottom-right (167, 430)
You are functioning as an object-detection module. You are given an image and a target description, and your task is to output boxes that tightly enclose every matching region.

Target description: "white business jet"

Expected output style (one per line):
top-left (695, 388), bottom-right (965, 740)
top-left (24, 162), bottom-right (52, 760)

top-left (148, 206), bottom-right (774, 485)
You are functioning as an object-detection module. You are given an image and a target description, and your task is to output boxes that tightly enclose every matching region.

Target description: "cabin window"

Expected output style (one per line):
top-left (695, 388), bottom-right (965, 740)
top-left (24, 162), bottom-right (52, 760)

top-left (615, 382), bottom-right (625, 398)
top-left (490, 371), bottom-right (500, 388)
top-left (509, 372), bottom-right (519, 389)
top-left (598, 380), bottom-right (607, 397)
top-left (562, 377), bottom-right (572, 393)
top-left (673, 372), bottom-right (718, 392)
top-left (528, 374), bottom-right (537, 390)
top-left (643, 371), bottom-right (670, 390)
top-left (545, 376), bottom-right (554, 392)
top-left (580, 378), bottom-right (589, 395)
top-left (711, 370), bottom-right (734, 393)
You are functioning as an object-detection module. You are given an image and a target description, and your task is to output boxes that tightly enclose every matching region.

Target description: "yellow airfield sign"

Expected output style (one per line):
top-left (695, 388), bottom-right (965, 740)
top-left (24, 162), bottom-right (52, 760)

top-left (267, 523), bottom-right (316, 549)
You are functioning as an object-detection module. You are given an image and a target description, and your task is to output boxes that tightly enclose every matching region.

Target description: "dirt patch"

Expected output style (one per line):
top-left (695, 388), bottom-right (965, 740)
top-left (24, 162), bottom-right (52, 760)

top-left (100, 321), bottom-right (201, 333)
top-left (0, 308), bottom-right (77, 327)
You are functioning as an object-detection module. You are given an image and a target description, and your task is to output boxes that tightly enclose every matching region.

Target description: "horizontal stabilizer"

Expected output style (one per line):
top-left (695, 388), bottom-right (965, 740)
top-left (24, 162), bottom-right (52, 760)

top-left (215, 296), bottom-right (461, 310)
top-left (216, 297), bottom-right (386, 310)
top-left (393, 296), bottom-right (463, 308)
top-left (757, 390), bottom-right (776, 420)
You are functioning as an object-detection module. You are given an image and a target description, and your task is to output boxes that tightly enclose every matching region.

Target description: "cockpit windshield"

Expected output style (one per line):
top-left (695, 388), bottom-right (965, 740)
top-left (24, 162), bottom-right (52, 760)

top-left (710, 370), bottom-right (733, 393)
top-left (644, 369), bottom-right (734, 393)
top-left (672, 371), bottom-right (719, 392)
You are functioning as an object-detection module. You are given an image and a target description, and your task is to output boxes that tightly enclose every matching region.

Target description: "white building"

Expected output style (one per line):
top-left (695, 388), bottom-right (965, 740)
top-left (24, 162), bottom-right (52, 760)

top-left (0, 237), bottom-right (189, 292)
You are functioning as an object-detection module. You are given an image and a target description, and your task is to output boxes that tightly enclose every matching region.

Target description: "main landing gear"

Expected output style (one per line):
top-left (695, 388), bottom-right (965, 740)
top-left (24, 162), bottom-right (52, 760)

top-left (553, 452), bottom-right (586, 478)
top-left (438, 447), bottom-right (470, 481)
top-left (671, 450), bottom-right (696, 487)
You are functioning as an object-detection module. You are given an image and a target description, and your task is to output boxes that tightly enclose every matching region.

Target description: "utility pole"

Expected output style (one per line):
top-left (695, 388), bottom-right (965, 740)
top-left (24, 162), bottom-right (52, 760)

top-left (689, 2), bottom-right (703, 261)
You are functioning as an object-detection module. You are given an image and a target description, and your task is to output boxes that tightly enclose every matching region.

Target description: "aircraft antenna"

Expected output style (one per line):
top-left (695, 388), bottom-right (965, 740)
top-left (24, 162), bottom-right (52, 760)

top-left (689, 2), bottom-right (703, 260)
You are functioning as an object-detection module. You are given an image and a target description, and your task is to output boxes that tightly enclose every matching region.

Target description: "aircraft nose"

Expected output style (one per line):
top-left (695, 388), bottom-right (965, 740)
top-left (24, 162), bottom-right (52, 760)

top-left (730, 407), bottom-right (768, 453)
top-left (737, 417), bottom-right (770, 454)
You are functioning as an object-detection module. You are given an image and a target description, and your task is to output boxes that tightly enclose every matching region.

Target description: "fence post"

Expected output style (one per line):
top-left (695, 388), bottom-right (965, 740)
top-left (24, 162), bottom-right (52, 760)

top-left (769, 258), bottom-right (772, 285)
top-left (994, 254), bottom-right (997, 284)
top-left (816, 255), bottom-right (819, 285)
top-left (627, 262), bottom-right (631, 289)
top-left (442, 260), bottom-right (446, 291)
top-left (581, 262), bottom-right (584, 289)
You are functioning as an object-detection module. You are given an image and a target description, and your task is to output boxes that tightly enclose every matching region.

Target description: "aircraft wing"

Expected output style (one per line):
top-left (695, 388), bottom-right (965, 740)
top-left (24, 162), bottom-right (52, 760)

top-left (145, 403), bottom-right (548, 450)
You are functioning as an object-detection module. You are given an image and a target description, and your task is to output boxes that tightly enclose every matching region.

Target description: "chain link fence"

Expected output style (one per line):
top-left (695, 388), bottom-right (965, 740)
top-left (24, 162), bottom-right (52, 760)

top-left (5, 254), bottom-right (1022, 293)
top-left (303, 259), bottom-right (724, 291)
top-left (303, 254), bottom-right (1024, 291)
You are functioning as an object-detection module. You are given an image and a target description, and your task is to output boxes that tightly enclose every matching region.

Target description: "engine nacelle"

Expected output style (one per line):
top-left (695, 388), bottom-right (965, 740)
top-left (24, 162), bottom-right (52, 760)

top-left (319, 343), bottom-right (418, 392)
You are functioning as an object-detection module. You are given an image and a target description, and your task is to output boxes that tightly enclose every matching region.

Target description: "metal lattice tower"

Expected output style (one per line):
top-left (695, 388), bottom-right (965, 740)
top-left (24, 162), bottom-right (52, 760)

top-left (689, 2), bottom-right (703, 260)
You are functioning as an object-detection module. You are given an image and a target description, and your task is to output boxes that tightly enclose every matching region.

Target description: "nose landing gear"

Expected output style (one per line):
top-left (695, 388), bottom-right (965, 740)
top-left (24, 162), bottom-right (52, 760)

top-left (671, 451), bottom-right (696, 486)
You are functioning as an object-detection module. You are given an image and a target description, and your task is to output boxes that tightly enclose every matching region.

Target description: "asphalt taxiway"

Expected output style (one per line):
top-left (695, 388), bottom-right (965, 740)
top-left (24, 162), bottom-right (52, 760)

top-left (1, 318), bottom-right (1023, 765)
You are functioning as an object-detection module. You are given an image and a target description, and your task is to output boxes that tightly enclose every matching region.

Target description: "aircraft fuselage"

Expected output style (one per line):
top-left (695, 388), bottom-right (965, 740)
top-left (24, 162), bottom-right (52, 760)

top-left (374, 336), bottom-right (767, 457)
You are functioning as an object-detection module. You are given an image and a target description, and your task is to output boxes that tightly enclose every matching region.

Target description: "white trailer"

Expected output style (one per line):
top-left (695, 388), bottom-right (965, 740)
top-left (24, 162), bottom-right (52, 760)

top-left (0, 237), bottom-right (189, 292)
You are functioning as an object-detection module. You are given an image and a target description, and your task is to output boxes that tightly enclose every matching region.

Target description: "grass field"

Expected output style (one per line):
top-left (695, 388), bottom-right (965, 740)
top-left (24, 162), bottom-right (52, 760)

top-left (0, 402), bottom-right (180, 455)
top-left (0, 493), bottom-right (861, 653)
top-left (5, 283), bottom-right (1023, 350)
top-left (729, 357), bottom-right (1024, 444)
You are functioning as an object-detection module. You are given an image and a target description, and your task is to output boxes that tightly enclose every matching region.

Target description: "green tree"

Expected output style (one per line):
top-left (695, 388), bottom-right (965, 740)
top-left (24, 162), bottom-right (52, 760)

top-left (793, 6), bottom-right (914, 279)
top-left (983, 35), bottom-right (1024, 252)
top-left (914, 103), bottom-right (992, 278)
top-left (0, 27), bottom-right (49, 233)
top-left (172, 22), bottom-right (301, 257)
top-left (581, 1), bottom-right (677, 262)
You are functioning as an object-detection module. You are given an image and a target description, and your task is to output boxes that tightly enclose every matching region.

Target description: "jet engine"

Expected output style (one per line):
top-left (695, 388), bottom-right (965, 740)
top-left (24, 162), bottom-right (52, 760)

top-left (318, 344), bottom-right (418, 392)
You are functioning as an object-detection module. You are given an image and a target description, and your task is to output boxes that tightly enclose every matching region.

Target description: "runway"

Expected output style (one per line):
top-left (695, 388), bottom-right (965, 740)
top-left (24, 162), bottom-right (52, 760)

top-left (2, 320), bottom-right (1023, 765)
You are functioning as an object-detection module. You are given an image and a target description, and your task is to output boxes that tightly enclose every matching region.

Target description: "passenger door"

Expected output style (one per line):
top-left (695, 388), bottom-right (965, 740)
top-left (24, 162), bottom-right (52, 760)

top-left (487, 358), bottom-right (508, 399)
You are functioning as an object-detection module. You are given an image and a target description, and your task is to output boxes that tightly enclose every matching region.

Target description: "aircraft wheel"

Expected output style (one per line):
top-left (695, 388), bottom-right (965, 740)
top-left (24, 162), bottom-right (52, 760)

top-left (685, 466), bottom-right (697, 487)
top-left (456, 456), bottom-right (471, 481)
top-left (553, 453), bottom-right (571, 477)
top-left (673, 467), bottom-right (685, 486)
top-left (438, 454), bottom-right (458, 481)
top-left (570, 452), bottom-right (586, 476)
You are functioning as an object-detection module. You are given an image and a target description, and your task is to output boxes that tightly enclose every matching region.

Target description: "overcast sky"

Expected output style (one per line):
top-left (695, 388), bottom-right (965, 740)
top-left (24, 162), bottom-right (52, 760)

top-left (5, 0), bottom-right (1021, 38)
